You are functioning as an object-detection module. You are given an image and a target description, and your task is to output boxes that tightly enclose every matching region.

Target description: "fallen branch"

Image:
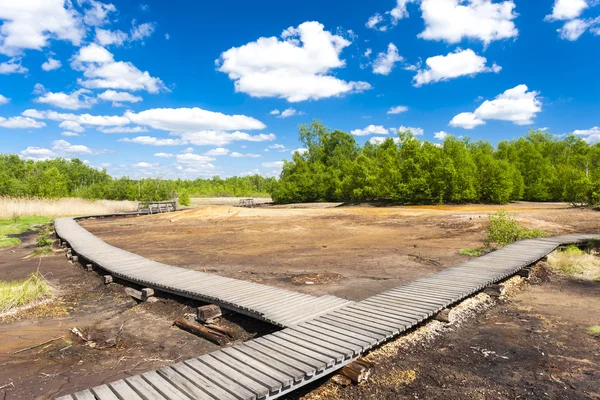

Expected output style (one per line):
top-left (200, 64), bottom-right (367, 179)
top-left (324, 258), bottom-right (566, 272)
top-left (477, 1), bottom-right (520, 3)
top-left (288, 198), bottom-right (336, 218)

top-left (174, 318), bottom-right (231, 345)
top-left (0, 382), bottom-right (14, 390)
top-left (13, 336), bottom-right (64, 354)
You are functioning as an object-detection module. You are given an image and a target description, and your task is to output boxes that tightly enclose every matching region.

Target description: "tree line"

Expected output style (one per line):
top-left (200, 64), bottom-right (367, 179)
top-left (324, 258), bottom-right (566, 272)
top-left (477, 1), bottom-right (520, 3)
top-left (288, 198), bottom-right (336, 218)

top-left (272, 120), bottom-right (600, 205)
top-left (0, 154), bottom-right (276, 201)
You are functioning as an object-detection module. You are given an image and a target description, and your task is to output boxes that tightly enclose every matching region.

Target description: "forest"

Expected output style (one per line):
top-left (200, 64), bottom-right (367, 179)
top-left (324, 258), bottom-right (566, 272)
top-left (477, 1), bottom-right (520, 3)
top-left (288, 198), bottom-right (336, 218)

top-left (2, 120), bottom-right (599, 206)
top-left (272, 120), bottom-right (600, 205)
top-left (0, 154), bottom-right (276, 201)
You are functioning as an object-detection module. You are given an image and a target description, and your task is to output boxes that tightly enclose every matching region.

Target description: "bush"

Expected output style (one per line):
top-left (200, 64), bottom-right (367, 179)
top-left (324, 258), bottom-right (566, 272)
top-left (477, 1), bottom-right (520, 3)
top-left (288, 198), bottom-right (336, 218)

top-left (178, 190), bottom-right (191, 206)
top-left (485, 211), bottom-right (547, 248)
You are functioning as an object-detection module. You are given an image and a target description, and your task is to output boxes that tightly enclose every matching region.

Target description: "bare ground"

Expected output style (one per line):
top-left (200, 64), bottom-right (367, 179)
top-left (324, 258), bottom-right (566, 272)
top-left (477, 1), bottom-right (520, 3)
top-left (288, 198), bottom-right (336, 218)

top-left (81, 202), bottom-right (600, 301)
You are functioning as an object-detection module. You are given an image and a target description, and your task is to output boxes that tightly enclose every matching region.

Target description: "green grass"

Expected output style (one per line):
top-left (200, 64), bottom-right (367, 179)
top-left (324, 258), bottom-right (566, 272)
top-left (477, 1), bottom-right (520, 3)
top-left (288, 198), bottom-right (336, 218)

top-left (0, 272), bottom-right (53, 314)
top-left (587, 326), bottom-right (600, 337)
top-left (0, 216), bottom-right (53, 250)
top-left (32, 247), bottom-right (53, 256)
top-left (548, 245), bottom-right (600, 281)
top-left (459, 247), bottom-right (485, 257)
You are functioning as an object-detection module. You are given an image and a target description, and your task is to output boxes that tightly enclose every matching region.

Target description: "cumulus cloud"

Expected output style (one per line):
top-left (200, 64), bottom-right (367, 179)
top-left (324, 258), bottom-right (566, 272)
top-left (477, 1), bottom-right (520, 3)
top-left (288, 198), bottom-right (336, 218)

top-left (0, 116), bottom-right (45, 129)
top-left (418, 0), bottom-right (519, 45)
top-left (572, 126), bottom-right (600, 144)
top-left (434, 130), bottom-right (451, 140)
top-left (72, 44), bottom-right (165, 93)
top-left (119, 136), bottom-right (182, 146)
top-left (23, 109), bottom-right (130, 127)
top-left (178, 131), bottom-right (276, 146)
top-left (546, 0), bottom-right (589, 21)
top-left (277, 107), bottom-right (304, 118)
top-left (0, 94), bottom-right (9, 105)
top-left (176, 153), bottom-right (215, 166)
top-left (98, 126), bottom-right (147, 133)
top-left (203, 147), bottom-right (230, 156)
top-left (0, 0), bottom-right (85, 56)
top-left (82, 0), bottom-right (116, 27)
top-left (41, 57), bottom-right (61, 71)
top-left (0, 58), bottom-right (27, 74)
top-left (269, 109), bottom-right (280, 115)
top-left (557, 17), bottom-right (600, 40)
top-left (51, 139), bottom-right (92, 155)
top-left (217, 21), bottom-right (371, 102)
top-left (351, 124), bottom-right (390, 136)
top-left (366, 13), bottom-right (387, 31)
top-left (396, 125), bottom-right (424, 135)
top-left (387, 105), bottom-right (408, 114)
top-left (261, 161), bottom-right (284, 168)
top-left (20, 147), bottom-right (55, 159)
top-left (291, 148), bottom-right (308, 155)
top-left (230, 152), bottom-right (261, 158)
top-left (154, 152), bottom-right (174, 158)
top-left (95, 21), bottom-right (156, 46)
top-left (450, 84), bottom-right (542, 129)
top-left (61, 131), bottom-right (79, 137)
top-left (372, 43), bottom-right (403, 75)
top-left (390, 0), bottom-right (418, 22)
top-left (97, 90), bottom-right (143, 105)
top-left (59, 120), bottom-right (85, 132)
top-left (413, 49), bottom-right (501, 87)
top-left (34, 86), bottom-right (96, 110)
top-left (369, 136), bottom-right (401, 145)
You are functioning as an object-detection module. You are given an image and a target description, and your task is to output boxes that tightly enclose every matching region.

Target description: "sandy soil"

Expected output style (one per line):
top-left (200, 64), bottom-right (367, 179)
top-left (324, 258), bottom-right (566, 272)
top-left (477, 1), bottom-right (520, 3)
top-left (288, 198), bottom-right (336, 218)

top-left (290, 267), bottom-right (600, 400)
top-left (0, 231), bottom-right (274, 400)
top-left (81, 202), bottom-right (600, 301)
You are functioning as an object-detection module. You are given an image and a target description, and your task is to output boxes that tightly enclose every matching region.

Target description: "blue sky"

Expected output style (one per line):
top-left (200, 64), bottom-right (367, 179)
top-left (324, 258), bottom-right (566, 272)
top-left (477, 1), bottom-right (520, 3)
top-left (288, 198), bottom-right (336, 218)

top-left (0, 0), bottom-right (599, 179)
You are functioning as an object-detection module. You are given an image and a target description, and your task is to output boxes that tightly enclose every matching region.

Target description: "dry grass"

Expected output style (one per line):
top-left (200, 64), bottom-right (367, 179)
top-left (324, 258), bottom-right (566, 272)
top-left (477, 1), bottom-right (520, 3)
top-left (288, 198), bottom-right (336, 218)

top-left (0, 197), bottom-right (137, 218)
top-left (548, 245), bottom-right (600, 281)
top-left (0, 272), bottom-right (53, 314)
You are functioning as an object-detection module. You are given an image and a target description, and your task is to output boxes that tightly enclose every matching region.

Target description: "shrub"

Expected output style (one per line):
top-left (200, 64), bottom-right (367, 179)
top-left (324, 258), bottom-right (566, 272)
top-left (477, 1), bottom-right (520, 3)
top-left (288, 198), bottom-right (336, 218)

top-left (36, 236), bottom-right (53, 247)
top-left (178, 190), bottom-right (191, 206)
top-left (485, 211), bottom-right (547, 248)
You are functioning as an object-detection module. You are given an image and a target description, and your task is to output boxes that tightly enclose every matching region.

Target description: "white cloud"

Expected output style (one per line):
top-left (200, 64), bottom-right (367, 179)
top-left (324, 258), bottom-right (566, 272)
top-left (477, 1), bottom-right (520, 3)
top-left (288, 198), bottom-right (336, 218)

top-left (20, 146), bottom-right (55, 159)
top-left (61, 131), bottom-right (79, 137)
top-left (119, 136), bottom-right (182, 146)
top-left (572, 126), bottom-right (600, 144)
top-left (449, 112), bottom-right (485, 129)
top-left (390, 0), bottom-right (418, 23)
top-left (395, 125), bottom-right (424, 135)
top-left (418, 0), bottom-right (519, 45)
top-left (413, 48), bottom-right (501, 87)
top-left (558, 18), bottom-right (600, 40)
top-left (0, 116), bottom-right (45, 129)
top-left (98, 126), bottom-right (147, 133)
top-left (51, 139), bottom-right (92, 155)
top-left (95, 21), bottom-right (155, 46)
top-left (387, 105), bottom-right (408, 114)
top-left (0, 94), bottom-right (9, 105)
top-left (230, 152), bottom-right (261, 158)
top-left (178, 131), bottom-right (276, 146)
top-left (450, 84), bottom-right (541, 129)
top-left (277, 107), bottom-right (303, 118)
top-left (434, 130), bottom-right (451, 140)
top-left (133, 161), bottom-right (157, 168)
top-left (0, 58), bottom-right (27, 74)
top-left (41, 57), bottom-right (61, 71)
top-left (546, 0), bottom-right (588, 21)
top-left (351, 124), bottom-right (390, 136)
top-left (97, 90), bottom-right (143, 104)
top-left (372, 43), bottom-right (403, 75)
top-left (72, 44), bottom-right (165, 93)
top-left (139, 4), bottom-right (150, 12)
top-left (267, 144), bottom-right (287, 152)
top-left (59, 120), bottom-right (85, 132)
top-left (269, 109), bottom-right (280, 115)
top-left (0, 0), bottom-right (85, 56)
top-left (366, 13), bottom-right (386, 31)
top-left (217, 21), bottom-right (371, 102)
top-left (176, 153), bottom-right (215, 166)
top-left (291, 148), bottom-right (308, 155)
top-left (369, 136), bottom-right (401, 145)
top-left (82, 0), bottom-right (116, 27)
top-left (203, 147), bottom-right (230, 156)
top-left (35, 87), bottom-right (96, 110)
top-left (154, 152), bottom-right (173, 158)
top-left (364, 48), bottom-right (372, 57)
top-left (262, 161), bottom-right (284, 168)
top-left (182, 147), bottom-right (194, 153)
top-left (23, 109), bottom-right (130, 127)
top-left (165, 33), bottom-right (170, 40)
top-left (125, 107), bottom-right (266, 131)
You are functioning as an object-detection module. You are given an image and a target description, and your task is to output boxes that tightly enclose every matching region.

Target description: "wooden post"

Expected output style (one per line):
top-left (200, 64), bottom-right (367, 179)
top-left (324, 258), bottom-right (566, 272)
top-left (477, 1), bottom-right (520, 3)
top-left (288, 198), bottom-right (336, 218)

top-left (483, 284), bottom-right (504, 297)
top-left (434, 308), bottom-right (451, 323)
top-left (340, 359), bottom-right (374, 383)
top-left (72, 255), bottom-right (78, 263)
top-left (141, 288), bottom-right (155, 301)
top-left (517, 267), bottom-right (532, 278)
top-left (86, 264), bottom-right (93, 271)
top-left (103, 275), bottom-right (113, 284)
top-left (197, 305), bottom-right (222, 324)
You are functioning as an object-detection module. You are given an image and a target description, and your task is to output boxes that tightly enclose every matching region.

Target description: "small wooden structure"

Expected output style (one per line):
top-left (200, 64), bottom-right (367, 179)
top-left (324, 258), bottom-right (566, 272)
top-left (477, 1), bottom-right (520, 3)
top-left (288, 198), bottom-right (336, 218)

top-left (238, 198), bottom-right (255, 208)
top-left (137, 201), bottom-right (177, 214)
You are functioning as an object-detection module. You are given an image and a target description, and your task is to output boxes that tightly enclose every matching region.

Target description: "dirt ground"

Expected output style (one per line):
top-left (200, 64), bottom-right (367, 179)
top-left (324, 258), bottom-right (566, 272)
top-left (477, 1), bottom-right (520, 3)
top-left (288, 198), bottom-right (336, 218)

top-left (81, 202), bottom-right (600, 301)
top-left (0, 230), bottom-right (274, 400)
top-left (290, 268), bottom-right (600, 400)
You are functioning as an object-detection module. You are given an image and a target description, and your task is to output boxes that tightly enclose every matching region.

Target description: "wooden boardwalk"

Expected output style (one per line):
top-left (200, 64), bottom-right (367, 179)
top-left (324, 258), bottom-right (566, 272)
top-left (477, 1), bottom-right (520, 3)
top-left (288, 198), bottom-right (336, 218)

top-left (55, 215), bottom-right (599, 400)
top-left (54, 217), bottom-right (353, 328)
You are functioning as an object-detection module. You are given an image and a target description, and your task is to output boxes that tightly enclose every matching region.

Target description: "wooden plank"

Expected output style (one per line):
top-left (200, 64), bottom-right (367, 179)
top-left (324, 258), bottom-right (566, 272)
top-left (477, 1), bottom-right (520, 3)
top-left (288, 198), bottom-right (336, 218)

top-left (141, 371), bottom-right (190, 400)
top-left (126, 375), bottom-right (169, 399)
top-left (107, 380), bottom-right (144, 400)
top-left (251, 337), bottom-right (327, 371)
top-left (283, 329), bottom-right (360, 358)
top-left (292, 324), bottom-right (371, 351)
top-left (234, 343), bottom-right (307, 382)
top-left (318, 314), bottom-right (397, 338)
top-left (91, 385), bottom-right (120, 400)
top-left (303, 320), bottom-right (379, 347)
top-left (184, 358), bottom-right (258, 400)
top-left (217, 347), bottom-right (293, 388)
top-left (244, 340), bottom-right (317, 376)
top-left (73, 390), bottom-right (96, 400)
top-left (156, 366), bottom-right (215, 400)
top-left (259, 335), bottom-right (336, 368)
top-left (169, 363), bottom-right (240, 400)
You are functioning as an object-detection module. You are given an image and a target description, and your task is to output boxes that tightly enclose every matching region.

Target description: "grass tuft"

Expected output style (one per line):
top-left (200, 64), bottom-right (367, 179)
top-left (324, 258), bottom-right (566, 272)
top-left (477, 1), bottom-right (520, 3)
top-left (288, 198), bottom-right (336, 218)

top-left (485, 211), bottom-right (547, 248)
top-left (459, 247), bottom-right (485, 257)
top-left (0, 272), bottom-right (53, 314)
top-left (548, 245), bottom-right (600, 281)
top-left (587, 326), bottom-right (600, 337)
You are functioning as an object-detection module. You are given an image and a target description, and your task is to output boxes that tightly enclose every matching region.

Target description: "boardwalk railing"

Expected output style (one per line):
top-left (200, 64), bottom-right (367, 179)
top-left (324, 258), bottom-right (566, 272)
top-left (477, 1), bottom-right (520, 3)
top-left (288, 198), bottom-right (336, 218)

top-left (54, 213), bottom-right (599, 400)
